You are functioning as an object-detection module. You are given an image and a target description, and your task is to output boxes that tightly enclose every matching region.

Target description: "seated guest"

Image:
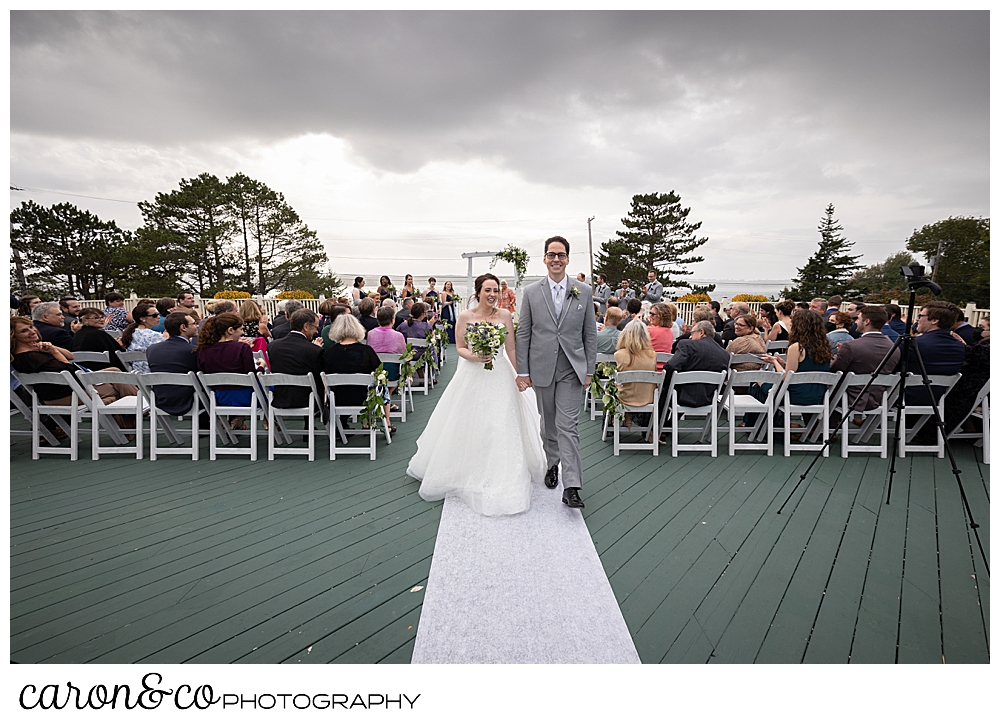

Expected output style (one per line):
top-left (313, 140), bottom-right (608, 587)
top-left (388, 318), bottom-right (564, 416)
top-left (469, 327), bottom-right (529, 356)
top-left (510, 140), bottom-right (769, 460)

top-left (71, 307), bottom-right (127, 370)
top-left (606, 295), bottom-right (620, 312)
top-left (357, 297), bottom-right (380, 337)
top-left (664, 320), bottom-right (731, 409)
top-left (394, 297), bottom-right (415, 330)
top-left (614, 320), bottom-right (658, 428)
top-left (827, 311), bottom-right (854, 355)
top-left (944, 316), bottom-right (989, 434)
top-left (196, 312), bottom-right (262, 428)
top-left (726, 313), bottom-right (766, 371)
top-left (951, 311), bottom-right (977, 346)
top-left (239, 299), bottom-right (272, 340)
top-left (823, 295), bottom-right (842, 330)
top-left (830, 305), bottom-right (900, 412)
top-left (17, 295), bottom-right (41, 318)
top-left (758, 303), bottom-right (777, 335)
top-left (176, 291), bottom-right (202, 324)
top-left (11, 316), bottom-right (136, 409)
top-left (765, 300), bottom-right (794, 342)
top-left (721, 302), bottom-right (749, 344)
top-left (710, 300), bottom-right (726, 332)
top-left (60, 296), bottom-right (83, 333)
top-left (810, 298), bottom-right (827, 316)
top-left (673, 309), bottom-right (725, 351)
top-left (103, 292), bottom-right (131, 333)
top-left (906, 301), bottom-right (965, 406)
top-left (399, 302), bottom-right (433, 340)
top-left (758, 310), bottom-right (833, 408)
top-left (796, 301), bottom-right (811, 311)
top-left (617, 298), bottom-right (642, 330)
top-left (367, 305), bottom-right (407, 396)
top-left (121, 303), bottom-right (166, 373)
top-left (664, 302), bottom-right (684, 339)
top-left (646, 303), bottom-right (675, 371)
top-left (597, 307), bottom-right (623, 354)
top-left (145, 311), bottom-right (200, 415)
top-left (324, 313), bottom-right (393, 432)
top-left (271, 300), bottom-right (303, 340)
top-left (321, 304), bottom-right (351, 349)
top-left (267, 309), bottom-right (325, 415)
top-left (845, 300), bottom-right (865, 338)
top-left (151, 297), bottom-right (176, 333)
top-left (881, 303), bottom-right (906, 342)
top-left (32, 302), bottom-right (74, 349)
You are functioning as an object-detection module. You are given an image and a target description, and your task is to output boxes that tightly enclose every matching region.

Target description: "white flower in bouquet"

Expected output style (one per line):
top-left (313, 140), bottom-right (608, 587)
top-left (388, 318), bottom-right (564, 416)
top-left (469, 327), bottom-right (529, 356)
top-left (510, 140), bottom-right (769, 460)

top-left (464, 321), bottom-right (506, 371)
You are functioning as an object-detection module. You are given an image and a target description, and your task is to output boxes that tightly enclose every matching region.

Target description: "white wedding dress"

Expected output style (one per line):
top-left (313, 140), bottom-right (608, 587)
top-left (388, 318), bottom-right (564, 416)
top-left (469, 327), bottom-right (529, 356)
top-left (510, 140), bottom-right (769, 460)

top-left (407, 341), bottom-right (547, 516)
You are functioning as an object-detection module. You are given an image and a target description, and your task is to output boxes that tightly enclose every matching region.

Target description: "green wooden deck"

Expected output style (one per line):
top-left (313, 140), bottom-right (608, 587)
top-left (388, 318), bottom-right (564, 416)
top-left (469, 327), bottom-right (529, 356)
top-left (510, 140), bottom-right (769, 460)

top-left (10, 354), bottom-right (990, 663)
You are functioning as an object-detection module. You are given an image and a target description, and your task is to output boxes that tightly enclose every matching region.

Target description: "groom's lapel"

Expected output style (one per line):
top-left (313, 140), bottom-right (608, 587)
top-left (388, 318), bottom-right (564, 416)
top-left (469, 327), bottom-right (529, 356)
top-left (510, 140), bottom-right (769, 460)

top-left (540, 280), bottom-right (559, 325)
top-left (557, 286), bottom-right (574, 326)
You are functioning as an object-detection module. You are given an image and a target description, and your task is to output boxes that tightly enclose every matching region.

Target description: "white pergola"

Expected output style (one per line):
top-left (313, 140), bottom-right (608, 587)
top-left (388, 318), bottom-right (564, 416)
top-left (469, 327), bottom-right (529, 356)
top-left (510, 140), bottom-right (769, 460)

top-left (461, 250), bottom-right (523, 301)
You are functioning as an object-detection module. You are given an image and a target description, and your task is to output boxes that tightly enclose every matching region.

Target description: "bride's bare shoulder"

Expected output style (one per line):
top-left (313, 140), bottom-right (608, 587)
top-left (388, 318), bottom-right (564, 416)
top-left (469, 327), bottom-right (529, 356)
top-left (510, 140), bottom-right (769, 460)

top-left (495, 308), bottom-right (514, 324)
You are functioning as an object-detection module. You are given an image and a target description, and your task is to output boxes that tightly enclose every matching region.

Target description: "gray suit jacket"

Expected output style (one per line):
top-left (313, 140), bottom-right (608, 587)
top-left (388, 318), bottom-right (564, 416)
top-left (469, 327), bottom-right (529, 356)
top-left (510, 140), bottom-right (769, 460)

top-left (830, 332), bottom-right (900, 411)
top-left (640, 280), bottom-right (663, 303)
top-left (593, 283), bottom-right (612, 315)
top-left (516, 278), bottom-right (597, 387)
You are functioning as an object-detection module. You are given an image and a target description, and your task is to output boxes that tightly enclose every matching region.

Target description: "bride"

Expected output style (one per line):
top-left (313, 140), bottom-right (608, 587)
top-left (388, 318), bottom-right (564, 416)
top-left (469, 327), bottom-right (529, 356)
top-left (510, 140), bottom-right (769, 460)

top-left (407, 273), bottom-right (546, 516)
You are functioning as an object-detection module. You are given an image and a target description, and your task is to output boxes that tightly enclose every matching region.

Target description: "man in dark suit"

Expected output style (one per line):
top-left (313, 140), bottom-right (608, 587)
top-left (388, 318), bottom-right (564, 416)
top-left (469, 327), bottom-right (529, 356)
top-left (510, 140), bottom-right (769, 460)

top-left (270, 300), bottom-right (303, 341)
top-left (672, 309), bottom-right (725, 351)
top-left (951, 312), bottom-right (977, 346)
top-left (663, 320), bottom-right (730, 409)
top-left (393, 297), bottom-right (415, 330)
top-left (145, 312), bottom-right (199, 415)
top-left (881, 303), bottom-right (907, 342)
top-left (830, 306), bottom-right (900, 412)
top-left (907, 301), bottom-right (965, 406)
top-left (267, 309), bottom-right (325, 415)
top-left (616, 298), bottom-right (642, 330)
top-left (32, 302), bottom-right (76, 348)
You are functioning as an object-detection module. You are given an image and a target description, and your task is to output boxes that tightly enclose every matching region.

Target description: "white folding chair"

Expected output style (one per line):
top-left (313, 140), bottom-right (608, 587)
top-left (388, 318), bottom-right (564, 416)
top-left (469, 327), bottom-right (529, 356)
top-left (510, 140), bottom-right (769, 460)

top-left (71, 351), bottom-right (111, 369)
top-left (11, 371), bottom-right (87, 459)
top-left (720, 369), bottom-right (784, 456)
top-left (408, 339), bottom-right (432, 395)
top-left (766, 341), bottom-right (789, 353)
top-left (775, 371), bottom-right (843, 457)
top-left (196, 371), bottom-right (269, 460)
top-left (588, 353), bottom-right (616, 420)
top-left (608, 370), bottom-right (665, 456)
top-left (323, 372), bottom-right (390, 460)
top-left (377, 353), bottom-right (411, 423)
top-left (260, 372), bottom-right (321, 461)
top-left (729, 353), bottom-right (766, 370)
top-left (10, 386), bottom-right (60, 446)
top-left (660, 370), bottom-right (728, 457)
top-left (135, 371), bottom-right (204, 460)
top-left (947, 380), bottom-right (990, 464)
top-left (655, 352), bottom-right (673, 366)
top-left (832, 372), bottom-right (900, 458)
top-left (116, 350), bottom-right (148, 372)
top-left (75, 370), bottom-right (148, 459)
top-left (899, 373), bottom-right (961, 458)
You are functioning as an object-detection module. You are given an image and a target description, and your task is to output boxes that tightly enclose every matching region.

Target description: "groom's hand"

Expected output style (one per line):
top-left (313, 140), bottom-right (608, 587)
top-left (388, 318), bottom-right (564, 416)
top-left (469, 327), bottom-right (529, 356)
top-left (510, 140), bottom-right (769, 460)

top-left (584, 375), bottom-right (591, 388)
top-left (517, 376), bottom-right (532, 391)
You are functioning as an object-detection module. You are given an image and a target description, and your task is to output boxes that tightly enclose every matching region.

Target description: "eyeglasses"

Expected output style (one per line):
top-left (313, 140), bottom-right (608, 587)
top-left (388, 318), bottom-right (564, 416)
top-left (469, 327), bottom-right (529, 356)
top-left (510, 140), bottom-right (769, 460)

top-left (917, 313), bottom-right (928, 319)
top-left (544, 252), bottom-right (568, 261)
top-left (144, 313), bottom-right (161, 319)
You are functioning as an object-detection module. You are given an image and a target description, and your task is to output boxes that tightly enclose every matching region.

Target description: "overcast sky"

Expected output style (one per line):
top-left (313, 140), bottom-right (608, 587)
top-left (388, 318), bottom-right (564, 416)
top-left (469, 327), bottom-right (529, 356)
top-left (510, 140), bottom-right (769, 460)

top-left (9, 10), bottom-right (989, 288)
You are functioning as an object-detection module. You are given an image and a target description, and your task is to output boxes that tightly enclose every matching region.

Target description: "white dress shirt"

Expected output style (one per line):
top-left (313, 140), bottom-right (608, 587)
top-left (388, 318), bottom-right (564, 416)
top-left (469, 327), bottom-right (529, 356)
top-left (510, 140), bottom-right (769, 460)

top-left (548, 275), bottom-right (566, 317)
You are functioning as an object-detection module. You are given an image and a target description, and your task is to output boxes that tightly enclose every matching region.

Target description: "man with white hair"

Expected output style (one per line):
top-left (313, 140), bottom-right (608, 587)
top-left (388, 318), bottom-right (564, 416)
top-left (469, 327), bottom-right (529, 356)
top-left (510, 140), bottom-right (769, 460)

top-left (271, 299), bottom-right (304, 340)
top-left (658, 319), bottom-right (731, 439)
top-left (33, 301), bottom-right (75, 348)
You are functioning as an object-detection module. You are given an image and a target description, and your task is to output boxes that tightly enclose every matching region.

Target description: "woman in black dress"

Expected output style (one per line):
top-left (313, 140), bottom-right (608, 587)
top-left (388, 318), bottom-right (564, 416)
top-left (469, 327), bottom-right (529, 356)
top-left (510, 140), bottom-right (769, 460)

top-left (945, 315), bottom-right (989, 434)
top-left (71, 307), bottom-right (127, 370)
top-left (323, 313), bottom-right (393, 433)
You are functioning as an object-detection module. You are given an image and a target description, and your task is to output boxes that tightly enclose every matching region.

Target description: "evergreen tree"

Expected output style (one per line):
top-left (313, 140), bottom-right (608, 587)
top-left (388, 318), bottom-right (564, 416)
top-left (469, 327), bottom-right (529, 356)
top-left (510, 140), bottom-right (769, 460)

top-left (594, 191), bottom-right (708, 291)
top-left (847, 250), bottom-right (917, 301)
top-left (783, 203), bottom-right (861, 299)
top-left (906, 216), bottom-right (989, 306)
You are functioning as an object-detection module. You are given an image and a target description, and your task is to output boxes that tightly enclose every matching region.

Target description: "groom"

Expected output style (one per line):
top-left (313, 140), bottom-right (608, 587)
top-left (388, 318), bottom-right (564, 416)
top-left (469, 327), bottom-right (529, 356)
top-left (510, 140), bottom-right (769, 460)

top-left (516, 236), bottom-right (597, 508)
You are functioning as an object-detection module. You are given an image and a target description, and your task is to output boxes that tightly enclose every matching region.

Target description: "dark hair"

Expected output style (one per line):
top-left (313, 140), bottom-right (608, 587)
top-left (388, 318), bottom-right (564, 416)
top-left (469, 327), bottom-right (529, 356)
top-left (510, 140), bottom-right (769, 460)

top-left (289, 309), bottom-right (318, 332)
top-left (353, 276), bottom-right (365, 289)
top-left (59, 296), bottom-right (78, 308)
top-left (318, 298), bottom-right (335, 316)
top-left (710, 300), bottom-right (721, 312)
top-left (860, 306), bottom-right (888, 330)
top-left (376, 306), bottom-right (396, 326)
top-left (163, 311), bottom-right (192, 337)
top-left (408, 302), bottom-right (427, 322)
top-left (196, 312), bottom-right (242, 351)
top-left (775, 300), bottom-right (796, 317)
top-left (156, 297), bottom-right (175, 317)
top-left (428, 277), bottom-right (436, 283)
top-left (121, 303), bottom-right (158, 348)
top-left (921, 301), bottom-right (960, 329)
top-left (78, 307), bottom-right (104, 320)
top-left (795, 301), bottom-right (810, 310)
top-left (736, 313), bottom-right (760, 333)
top-left (544, 235), bottom-right (569, 255)
top-left (830, 311), bottom-right (852, 329)
top-left (789, 310), bottom-right (833, 364)
top-left (884, 303), bottom-right (902, 320)
top-left (16, 295), bottom-right (40, 316)
top-left (827, 295), bottom-right (843, 308)
top-left (474, 273), bottom-right (500, 301)
top-left (759, 302), bottom-right (775, 314)
top-left (626, 298), bottom-right (642, 315)
top-left (104, 292), bottom-right (125, 305)
top-left (330, 304), bottom-right (350, 321)
top-left (380, 275), bottom-right (391, 287)
top-left (176, 290), bottom-right (194, 303)
top-left (358, 297), bottom-right (376, 316)
top-left (598, 273), bottom-right (607, 283)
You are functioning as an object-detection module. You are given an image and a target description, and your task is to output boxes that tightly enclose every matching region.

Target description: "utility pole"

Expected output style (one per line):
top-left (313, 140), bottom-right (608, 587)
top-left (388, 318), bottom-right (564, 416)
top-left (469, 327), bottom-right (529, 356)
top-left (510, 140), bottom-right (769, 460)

top-left (587, 216), bottom-right (595, 284)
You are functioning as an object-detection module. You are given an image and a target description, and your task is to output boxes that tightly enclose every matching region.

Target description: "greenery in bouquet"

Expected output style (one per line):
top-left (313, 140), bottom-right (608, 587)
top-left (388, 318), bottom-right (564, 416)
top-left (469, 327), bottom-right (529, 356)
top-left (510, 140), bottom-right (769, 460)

top-left (464, 321), bottom-right (506, 370)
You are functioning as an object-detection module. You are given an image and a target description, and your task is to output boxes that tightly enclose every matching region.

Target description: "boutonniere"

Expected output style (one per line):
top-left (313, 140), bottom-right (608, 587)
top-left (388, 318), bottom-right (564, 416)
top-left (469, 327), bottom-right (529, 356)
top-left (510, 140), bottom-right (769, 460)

top-left (570, 285), bottom-right (581, 298)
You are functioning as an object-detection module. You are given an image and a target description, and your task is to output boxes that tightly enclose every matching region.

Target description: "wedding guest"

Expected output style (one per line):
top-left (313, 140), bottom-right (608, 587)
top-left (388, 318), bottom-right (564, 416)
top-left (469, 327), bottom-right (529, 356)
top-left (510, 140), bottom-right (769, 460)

top-left (121, 303), bottom-right (166, 373)
top-left (176, 291), bottom-right (202, 323)
top-left (399, 302), bottom-right (433, 340)
top-left (617, 298), bottom-right (642, 330)
top-left (721, 302), bottom-right (749, 344)
top-left (271, 300), bottom-right (303, 340)
top-left (829, 306), bottom-right (899, 414)
top-left (17, 295), bottom-right (41, 318)
top-left (394, 297), bottom-right (415, 330)
top-left (951, 311), bottom-right (977, 346)
top-left (239, 299), bottom-right (272, 340)
top-left (766, 300), bottom-right (795, 342)
top-left (103, 292), bottom-right (132, 333)
top-left (196, 312), bottom-right (261, 429)
top-left (267, 309), bottom-right (325, 415)
top-left (646, 303), bottom-right (675, 371)
top-left (710, 300), bottom-right (726, 332)
top-left (146, 312), bottom-right (200, 415)
top-left (32, 302), bottom-right (75, 349)
top-left (498, 279), bottom-right (517, 314)
top-left (614, 320), bottom-right (658, 427)
top-left (357, 297), bottom-right (379, 337)
top-left (672, 309), bottom-right (725, 351)
top-left (70, 307), bottom-right (127, 370)
top-left (827, 311), bottom-right (854, 354)
top-left (758, 302), bottom-right (778, 332)
top-left (321, 304), bottom-right (351, 350)
top-left (323, 313), bottom-right (393, 433)
top-left (59, 297), bottom-right (83, 334)
top-left (367, 305), bottom-right (408, 399)
top-left (726, 313), bottom-right (766, 371)
top-left (757, 310), bottom-right (833, 415)
top-left (597, 307), bottom-right (623, 354)
top-left (882, 304), bottom-right (906, 342)
top-left (351, 277), bottom-right (366, 305)
top-left (664, 302), bottom-right (684, 338)
top-left (906, 301), bottom-right (964, 406)
top-left (945, 316), bottom-right (989, 435)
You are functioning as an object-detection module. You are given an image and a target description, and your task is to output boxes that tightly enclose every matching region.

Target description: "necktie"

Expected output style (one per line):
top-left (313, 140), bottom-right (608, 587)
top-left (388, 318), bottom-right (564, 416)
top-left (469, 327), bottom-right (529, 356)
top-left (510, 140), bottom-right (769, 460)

top-left (553, 284), bottom-right (563, 317)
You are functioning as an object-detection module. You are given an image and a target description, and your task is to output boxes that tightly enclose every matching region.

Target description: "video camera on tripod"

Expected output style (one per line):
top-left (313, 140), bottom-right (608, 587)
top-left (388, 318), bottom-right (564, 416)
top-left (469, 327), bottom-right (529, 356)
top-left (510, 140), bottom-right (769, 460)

top-left (899, 260), bottom-right (942, 295)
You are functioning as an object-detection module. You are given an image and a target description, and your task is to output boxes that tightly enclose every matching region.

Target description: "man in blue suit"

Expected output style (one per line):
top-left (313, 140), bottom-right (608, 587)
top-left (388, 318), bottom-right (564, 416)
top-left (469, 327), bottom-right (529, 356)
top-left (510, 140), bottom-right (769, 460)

top-left (146, 312), bottom-right (199, 415)
top-left (906, 301), bottom-right (965, 406)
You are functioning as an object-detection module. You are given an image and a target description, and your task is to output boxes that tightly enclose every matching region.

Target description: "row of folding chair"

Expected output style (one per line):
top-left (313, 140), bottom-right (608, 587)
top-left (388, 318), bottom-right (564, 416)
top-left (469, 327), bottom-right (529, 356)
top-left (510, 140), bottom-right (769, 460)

top-left (11, 369), bottom-right (395, 463)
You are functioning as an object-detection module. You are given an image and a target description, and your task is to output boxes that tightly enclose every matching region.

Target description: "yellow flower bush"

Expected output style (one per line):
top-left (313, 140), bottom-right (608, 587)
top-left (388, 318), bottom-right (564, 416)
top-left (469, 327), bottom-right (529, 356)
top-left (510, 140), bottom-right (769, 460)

top-left (275, 290), bottom-right (314, 300)
top-left (213, 290), bottom-right (252, 299)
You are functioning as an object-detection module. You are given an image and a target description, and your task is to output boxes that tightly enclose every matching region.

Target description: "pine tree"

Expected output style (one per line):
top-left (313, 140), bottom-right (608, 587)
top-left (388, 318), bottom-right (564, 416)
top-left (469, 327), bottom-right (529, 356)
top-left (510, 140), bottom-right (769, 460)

top-left (594, 191), bottom-right (708, 292)
top-left (783, 203), bottom-right (861, 299)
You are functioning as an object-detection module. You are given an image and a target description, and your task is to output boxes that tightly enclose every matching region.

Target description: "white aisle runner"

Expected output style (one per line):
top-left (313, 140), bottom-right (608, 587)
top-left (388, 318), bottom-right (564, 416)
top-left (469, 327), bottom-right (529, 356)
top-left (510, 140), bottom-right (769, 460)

top-left (411, 483), bottom-right (641, 664)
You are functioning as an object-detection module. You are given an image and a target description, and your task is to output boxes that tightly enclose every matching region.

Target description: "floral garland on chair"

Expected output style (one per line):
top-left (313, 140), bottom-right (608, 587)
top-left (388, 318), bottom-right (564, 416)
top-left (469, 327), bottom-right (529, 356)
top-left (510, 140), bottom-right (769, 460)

top-left (358, 364), bottom-right (390, 429)
top-left (397, 343), bottom-right (419, 390)
top-left (589, 360), bottom-right (626, 420)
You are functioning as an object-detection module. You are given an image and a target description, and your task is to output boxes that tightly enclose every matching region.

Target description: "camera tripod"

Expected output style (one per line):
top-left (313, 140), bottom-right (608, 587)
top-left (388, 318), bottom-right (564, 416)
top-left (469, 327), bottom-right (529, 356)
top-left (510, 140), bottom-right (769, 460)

top-left (775, 265), bottom-right (988, 576)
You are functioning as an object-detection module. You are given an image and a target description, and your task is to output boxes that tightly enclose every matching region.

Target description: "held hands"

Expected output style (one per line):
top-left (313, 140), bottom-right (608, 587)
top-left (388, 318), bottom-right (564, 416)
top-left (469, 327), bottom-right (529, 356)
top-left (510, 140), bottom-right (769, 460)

top-left (516, 376), bottom-right (532, 392)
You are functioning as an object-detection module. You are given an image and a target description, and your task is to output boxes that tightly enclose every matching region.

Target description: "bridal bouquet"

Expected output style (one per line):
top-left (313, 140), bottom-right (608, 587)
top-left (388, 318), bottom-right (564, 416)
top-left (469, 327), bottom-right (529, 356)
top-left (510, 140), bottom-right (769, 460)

top-left (464, 321), bottom-right (506, 371)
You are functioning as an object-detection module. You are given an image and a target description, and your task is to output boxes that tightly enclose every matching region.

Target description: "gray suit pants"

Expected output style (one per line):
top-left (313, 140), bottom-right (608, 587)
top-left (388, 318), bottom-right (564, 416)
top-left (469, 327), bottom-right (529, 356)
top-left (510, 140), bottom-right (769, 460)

top-left (533, 348), bottom-right (584, 490)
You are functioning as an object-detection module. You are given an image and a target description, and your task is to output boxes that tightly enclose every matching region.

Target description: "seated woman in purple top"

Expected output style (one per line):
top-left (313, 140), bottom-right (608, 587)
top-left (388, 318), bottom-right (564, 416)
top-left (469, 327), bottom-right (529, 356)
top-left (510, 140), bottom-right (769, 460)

top-left (195, 312), bottom-right (262, 427)
top-left (398, 302), bottom-right (433, 340)
top-left (367, 306), bottom-right (407, 385)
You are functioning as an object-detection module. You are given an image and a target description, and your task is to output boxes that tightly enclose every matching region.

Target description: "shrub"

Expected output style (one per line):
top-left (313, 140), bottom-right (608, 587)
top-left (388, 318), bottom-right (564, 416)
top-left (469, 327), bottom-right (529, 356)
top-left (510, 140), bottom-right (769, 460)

top-left (213, 290), bottom-right (252, 300)
top-left (676, 292), bottom-right (712, 303)
top-left (275, 290), bottom-right (314, 300)
top-left (731, 293), bottom-right (768, 302)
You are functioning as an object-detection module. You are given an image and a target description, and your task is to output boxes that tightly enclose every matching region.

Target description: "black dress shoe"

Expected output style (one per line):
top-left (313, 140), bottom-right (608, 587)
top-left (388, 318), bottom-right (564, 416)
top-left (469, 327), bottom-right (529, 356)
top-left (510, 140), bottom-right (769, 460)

top-left (562, 488), bottom-right (584, 509)
top-left (544, 465), bottom-right (559, 489)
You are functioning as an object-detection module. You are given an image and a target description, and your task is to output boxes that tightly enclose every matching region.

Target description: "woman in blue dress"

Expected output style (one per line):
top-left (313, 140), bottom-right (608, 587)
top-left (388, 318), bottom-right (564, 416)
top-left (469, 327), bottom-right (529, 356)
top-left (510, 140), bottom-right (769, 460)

top-left (439, 280), bottom-right (458, 344)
